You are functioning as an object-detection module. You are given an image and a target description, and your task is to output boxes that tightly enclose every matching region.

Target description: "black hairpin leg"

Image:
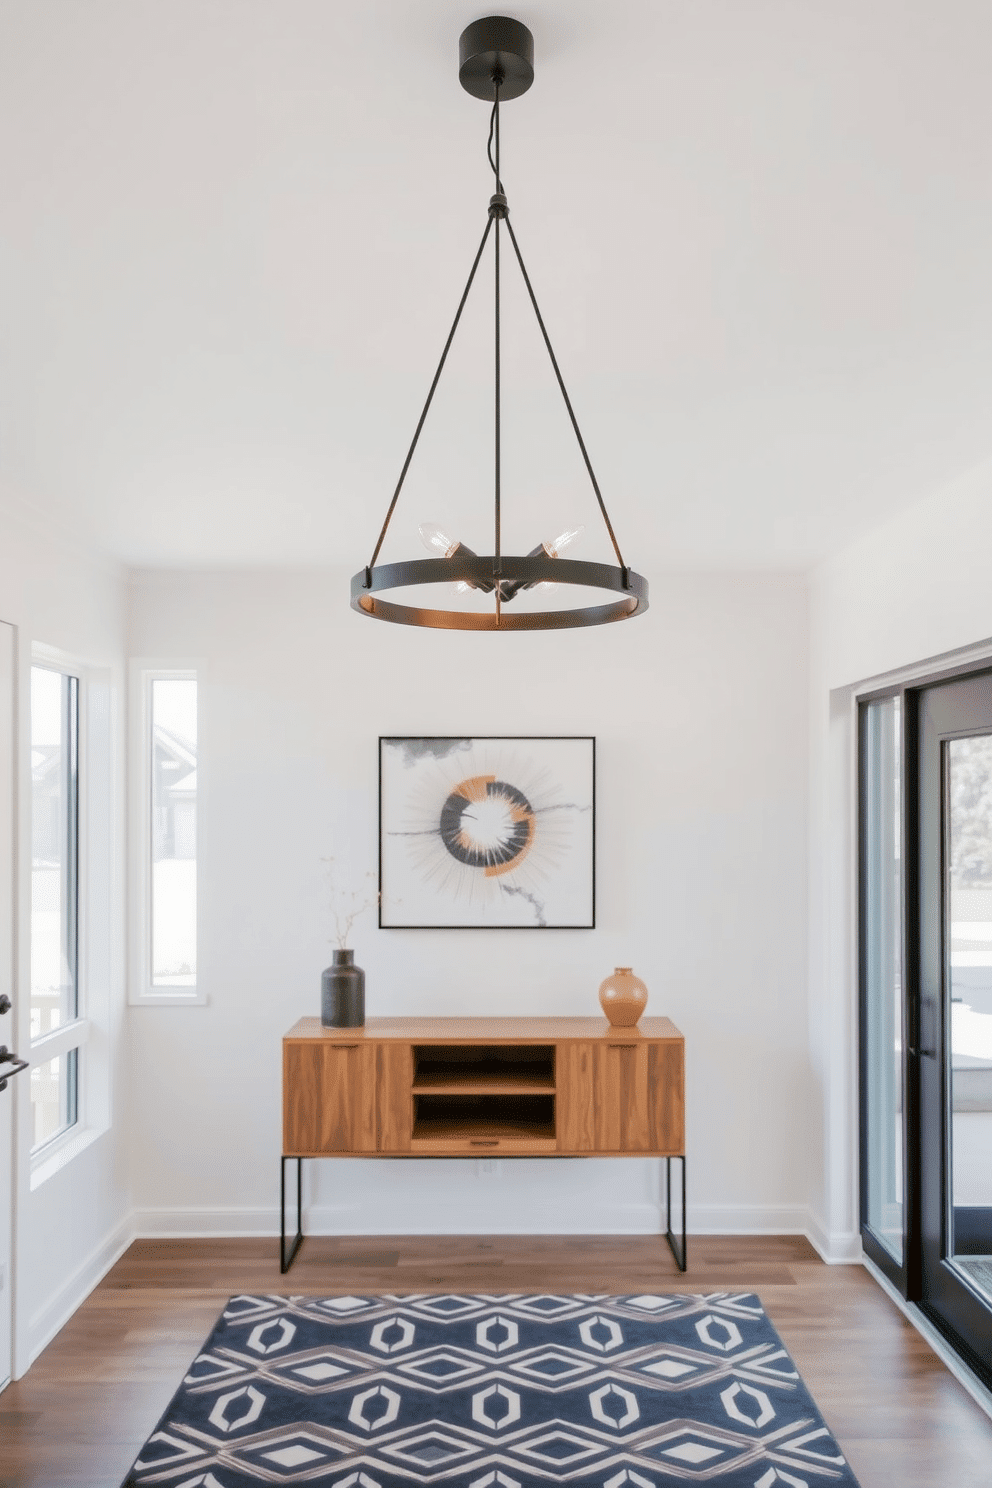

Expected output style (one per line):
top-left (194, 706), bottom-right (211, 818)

top-left (280, 1156), bottom-right (304, 1273)
top-left (665, 1155), bottom-right (687, 1272)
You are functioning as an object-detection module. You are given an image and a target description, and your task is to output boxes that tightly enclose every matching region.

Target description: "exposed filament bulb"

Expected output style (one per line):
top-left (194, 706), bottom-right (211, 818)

top-left (544, 525), bottom-right (584, 559)
top-left (417, 521), bottom-right (494, 593)
top-left (535, 524), bottom-right (584, 589)
top-left (418, 521), bottom-right (459, 559)
top-left (417, 521), bottom-right (584, 600)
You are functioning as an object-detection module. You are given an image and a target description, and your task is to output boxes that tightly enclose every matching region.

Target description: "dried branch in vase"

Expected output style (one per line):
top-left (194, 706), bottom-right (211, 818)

top-left (323, 858), bottom-right (378, 949)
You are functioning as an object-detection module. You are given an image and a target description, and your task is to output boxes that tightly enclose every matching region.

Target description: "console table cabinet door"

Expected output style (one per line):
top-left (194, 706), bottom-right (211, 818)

top-left (559, 1041), bottom-right (684, 1154)
top-left (283, 1043), bottom-right (376, 1154)
top-left (376, 1042), bottom-right (413, 1153)
top-left (598, 1041), bottom-right (683, 1153)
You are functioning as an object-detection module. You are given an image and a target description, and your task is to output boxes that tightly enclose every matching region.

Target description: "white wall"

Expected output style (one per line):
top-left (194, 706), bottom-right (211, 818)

top-left (0, 498), bottom-right (129, 1374)
top-left (808, 457), bottom-right (992, 1261)
top-left (815, 458), bottom-right (992, 693)
top-left (127, 568), bottom-right (811, 1239)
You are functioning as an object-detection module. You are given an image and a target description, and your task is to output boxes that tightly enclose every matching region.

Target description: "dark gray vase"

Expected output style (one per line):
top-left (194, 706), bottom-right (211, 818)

top-left (321, 949), bottom-right (365, 1028)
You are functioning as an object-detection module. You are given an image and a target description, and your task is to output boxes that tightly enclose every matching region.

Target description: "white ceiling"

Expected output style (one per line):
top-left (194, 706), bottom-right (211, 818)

top-left (2, 0), bottom-right (992, 573)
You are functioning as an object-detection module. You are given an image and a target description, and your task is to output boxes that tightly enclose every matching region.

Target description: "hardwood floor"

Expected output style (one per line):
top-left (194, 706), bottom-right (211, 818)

top-left (2, 1234), bottom-right (991, 1487)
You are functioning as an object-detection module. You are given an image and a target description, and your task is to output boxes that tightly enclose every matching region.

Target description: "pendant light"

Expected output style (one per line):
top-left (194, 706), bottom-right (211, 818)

top-left (350, 16), bottom-right (648, 631)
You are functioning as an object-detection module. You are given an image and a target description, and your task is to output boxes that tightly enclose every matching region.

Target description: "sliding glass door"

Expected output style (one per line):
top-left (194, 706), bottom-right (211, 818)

top-left (860, 666), bottom-right (992, 1384)
top-left (917, 669), bottom-right (992, 1377)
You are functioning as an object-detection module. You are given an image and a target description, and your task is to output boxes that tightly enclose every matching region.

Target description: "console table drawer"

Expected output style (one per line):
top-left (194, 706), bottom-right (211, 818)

top-left (409, 1133), bottom-right (559, 1155)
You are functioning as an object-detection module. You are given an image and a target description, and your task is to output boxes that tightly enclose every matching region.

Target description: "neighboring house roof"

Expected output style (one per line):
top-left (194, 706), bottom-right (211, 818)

top-left (30, 744), bottom-right (62, 785)
top-left (154, 724), bottom-right (196, 772)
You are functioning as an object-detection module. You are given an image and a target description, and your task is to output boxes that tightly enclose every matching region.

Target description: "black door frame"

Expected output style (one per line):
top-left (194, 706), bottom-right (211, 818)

top-left (916, 667), bottom-right (992, 1384)
top-left (859, 657), bottom-right (992, 1387)
top-left (857, 681), bottom-right (919, 1298)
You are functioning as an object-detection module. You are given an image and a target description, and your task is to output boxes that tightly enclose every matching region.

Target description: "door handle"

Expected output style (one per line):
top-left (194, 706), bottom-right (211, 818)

top-left (0, 1045), bottom-right (29, 1092)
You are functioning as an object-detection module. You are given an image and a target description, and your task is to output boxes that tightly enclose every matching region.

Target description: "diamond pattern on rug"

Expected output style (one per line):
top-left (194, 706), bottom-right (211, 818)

top-left (120, 1293), bottom-right (861, 1488)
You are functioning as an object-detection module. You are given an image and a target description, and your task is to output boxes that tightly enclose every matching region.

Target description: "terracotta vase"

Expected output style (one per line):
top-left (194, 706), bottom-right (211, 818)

top-left (598, 966), bottom-right (648, 1028)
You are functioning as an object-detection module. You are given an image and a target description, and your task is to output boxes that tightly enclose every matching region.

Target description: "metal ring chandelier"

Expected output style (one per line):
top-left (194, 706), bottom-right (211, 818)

top-left (351, 15), bottom-right (649, 632)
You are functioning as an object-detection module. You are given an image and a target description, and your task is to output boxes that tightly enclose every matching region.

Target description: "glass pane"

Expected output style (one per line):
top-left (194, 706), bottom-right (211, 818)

top-left (30, 666), bottom-right (78, 1037)
top-left (947, 734), bottom-right (992, 1293)
top-left (151, 678), bottom-right (197, 986)
top-left (863, 696), bottom-right (904, 1261)
top-left (30, 1048), bottom-right (78, 1151)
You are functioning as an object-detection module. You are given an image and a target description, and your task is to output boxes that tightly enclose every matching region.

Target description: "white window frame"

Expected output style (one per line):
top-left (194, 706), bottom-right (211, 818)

top-left (28, 644), bottom-right (114, 1185)
top-left (130, 661), bottom-right (204, 1005)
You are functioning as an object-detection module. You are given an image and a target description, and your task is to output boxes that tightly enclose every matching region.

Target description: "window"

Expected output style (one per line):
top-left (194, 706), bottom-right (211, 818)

top-left (151, 676), bottom-right (197, 987)
top-left (132, 667), bottom-right (200, 1003)
top-left (30, 665), bottom-right (81, 1151)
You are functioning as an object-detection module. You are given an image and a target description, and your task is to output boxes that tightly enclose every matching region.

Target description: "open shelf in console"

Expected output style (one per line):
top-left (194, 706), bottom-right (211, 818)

top-left (411, 1093), bottom-right (556, 1146)
top-left (412, 1044), bottom-right (555, 1093)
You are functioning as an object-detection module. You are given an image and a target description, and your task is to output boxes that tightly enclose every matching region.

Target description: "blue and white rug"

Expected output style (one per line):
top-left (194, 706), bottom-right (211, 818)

top-left (123, 1292), bottom-right (861, 1487)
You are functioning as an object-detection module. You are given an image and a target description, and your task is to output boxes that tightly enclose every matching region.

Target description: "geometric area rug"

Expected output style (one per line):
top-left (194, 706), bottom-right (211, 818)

top-left (121, 1292), bottom-right (862, 1487)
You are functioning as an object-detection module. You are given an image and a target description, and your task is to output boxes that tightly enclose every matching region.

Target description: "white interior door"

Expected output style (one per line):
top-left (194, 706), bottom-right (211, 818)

top-left (0, 620), bottom-right (15, 1388)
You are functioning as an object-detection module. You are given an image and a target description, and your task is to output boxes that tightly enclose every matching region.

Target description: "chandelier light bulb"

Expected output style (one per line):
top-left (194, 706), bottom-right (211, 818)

top-left (497, 525), bottom-right (587, 600)
top-left (418, 521), bottom-right (459, 559)
top-left (543, 524), bottom-right (584, 559)
top-left (417, 521), bottom-right (494, 594)
top-left (534, 524), bottom-right (585, 590)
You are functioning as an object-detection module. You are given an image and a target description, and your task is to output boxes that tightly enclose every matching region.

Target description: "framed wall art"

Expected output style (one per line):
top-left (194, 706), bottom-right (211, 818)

top-left (379, 736), bottom-right (595, 929)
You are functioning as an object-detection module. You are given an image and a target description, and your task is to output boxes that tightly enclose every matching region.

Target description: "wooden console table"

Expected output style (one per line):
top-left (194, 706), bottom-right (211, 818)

top-left (281, 1015), bottom-right (686, 1273)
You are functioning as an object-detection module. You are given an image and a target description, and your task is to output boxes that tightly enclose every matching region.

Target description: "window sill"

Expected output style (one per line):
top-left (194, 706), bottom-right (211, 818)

top-left (30, 1123), bottom-right (106, 1191)
top-left (129, 988), bottom-right (207, 1007)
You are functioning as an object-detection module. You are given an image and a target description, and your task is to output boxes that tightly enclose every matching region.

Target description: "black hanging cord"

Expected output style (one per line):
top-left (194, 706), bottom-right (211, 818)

top-left (503, 214), bottom-right (628, 572)
top-left (366, 215), bottom-right (495, 573)
top-left (487, 103), bottom-right (502, 192)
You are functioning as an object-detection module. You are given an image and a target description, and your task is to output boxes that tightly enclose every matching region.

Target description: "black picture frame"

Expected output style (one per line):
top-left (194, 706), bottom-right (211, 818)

top-left (379, 736), bottom-right (596, 929)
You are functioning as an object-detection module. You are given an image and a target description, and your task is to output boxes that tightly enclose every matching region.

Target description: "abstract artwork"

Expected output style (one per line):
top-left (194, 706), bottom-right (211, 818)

top-left (379, 737), bottom-right (595, 929)
top-left (121, 1291), bottom-right (862, 1487)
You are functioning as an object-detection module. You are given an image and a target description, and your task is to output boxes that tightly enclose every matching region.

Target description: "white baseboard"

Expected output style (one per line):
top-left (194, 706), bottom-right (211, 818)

top-left (21, 1210), bottom-right (136, 1377)
top-left (804, 1211), bottom-right (863, 1264)
top-left (136, 1202), bottom-right (668, 1237)
top-left (690, 1204), bottom-right (809, 1236)
top-left (135, 1207), bottom-right (279, 1238)
top-left (689, 1204), bottom-right (863, 1264)
top-left (136, 1200), bottom-right (817, 1241)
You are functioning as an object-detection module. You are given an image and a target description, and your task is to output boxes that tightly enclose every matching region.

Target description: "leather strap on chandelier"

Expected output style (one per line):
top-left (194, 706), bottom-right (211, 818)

top-left (351, 16), bottom-right (648, 631)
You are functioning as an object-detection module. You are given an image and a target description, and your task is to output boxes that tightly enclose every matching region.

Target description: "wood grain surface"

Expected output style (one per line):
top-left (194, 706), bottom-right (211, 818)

top-left (375, 1041), bottom-right (413, 1152)
top-left (285, 1018), bottom-right (686, 1157)
top-left (284, 1015), bottom-right (683, 1042)
top-left (283, 1041), bottom-right (376, 1154)
top-left (2, 1235), bottom-right (990, 1488)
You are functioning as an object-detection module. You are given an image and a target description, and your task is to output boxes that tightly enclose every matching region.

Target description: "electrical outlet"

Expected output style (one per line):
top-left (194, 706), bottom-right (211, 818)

top-left (475, 1158), bottom-right (502, 1178)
